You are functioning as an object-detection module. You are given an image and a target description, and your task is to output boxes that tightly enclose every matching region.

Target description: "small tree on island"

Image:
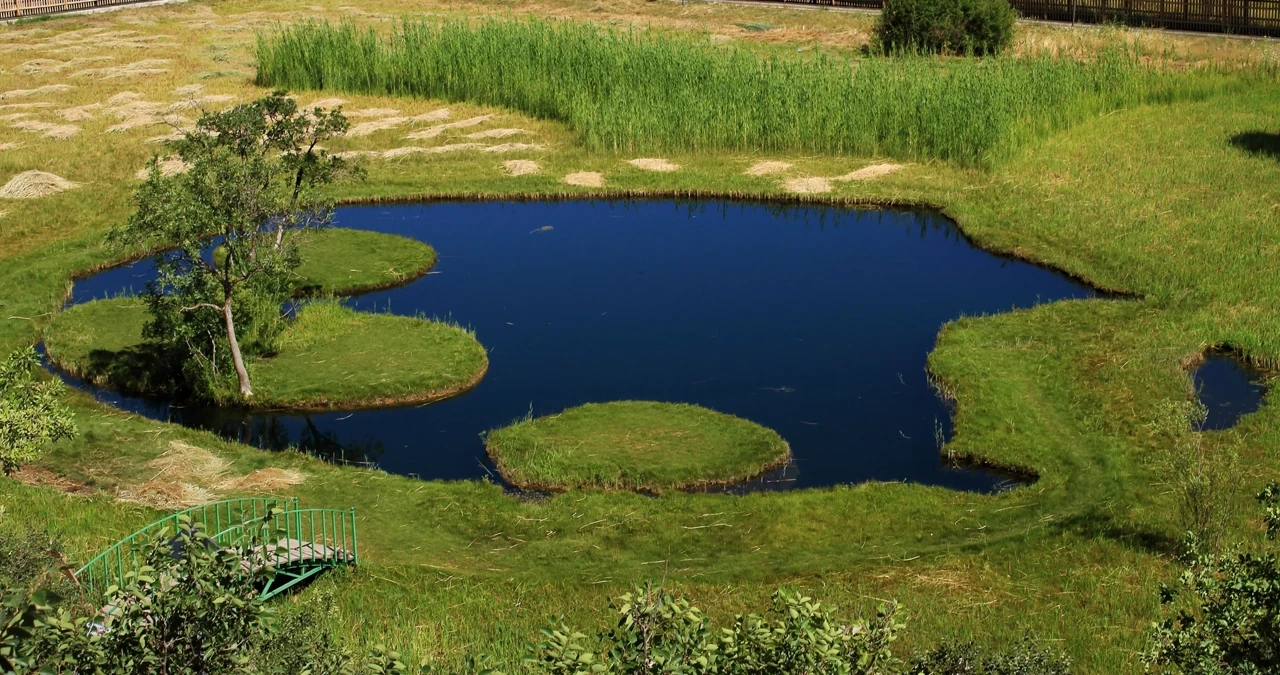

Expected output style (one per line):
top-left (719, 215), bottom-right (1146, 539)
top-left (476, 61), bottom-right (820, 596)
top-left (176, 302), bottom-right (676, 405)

top-left (109, 91), bottom-right (358, 400)
top-left (0, 347), bottom-right (75, 476)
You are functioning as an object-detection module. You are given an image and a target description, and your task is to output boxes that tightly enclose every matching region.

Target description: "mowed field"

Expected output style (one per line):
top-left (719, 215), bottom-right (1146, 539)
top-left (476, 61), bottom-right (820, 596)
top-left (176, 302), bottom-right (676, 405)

top-left (2, 1), bottom-right (1280, 672)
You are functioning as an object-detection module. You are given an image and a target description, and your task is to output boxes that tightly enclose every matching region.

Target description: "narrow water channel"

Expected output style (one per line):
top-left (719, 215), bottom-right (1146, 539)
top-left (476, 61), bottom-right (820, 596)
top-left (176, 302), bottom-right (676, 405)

top-left (58, 200), bottom-right (1100, 492)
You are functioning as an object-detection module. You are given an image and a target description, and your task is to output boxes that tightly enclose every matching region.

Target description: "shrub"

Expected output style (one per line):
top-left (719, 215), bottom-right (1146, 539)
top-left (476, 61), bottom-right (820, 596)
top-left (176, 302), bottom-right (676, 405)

top-left (1143, 483), bottom-right (1280, 674)
top-left (909, 639), bottom-right (1072, 674)
top-left (875, 0), bottom-right (1016, 56)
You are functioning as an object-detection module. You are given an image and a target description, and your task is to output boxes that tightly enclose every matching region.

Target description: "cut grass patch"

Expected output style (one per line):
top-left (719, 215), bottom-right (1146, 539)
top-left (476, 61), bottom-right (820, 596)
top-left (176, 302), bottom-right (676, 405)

top-left (45, 298), bottom-right (488, 410)
top-left (485, 401), bottom-right (791, 492)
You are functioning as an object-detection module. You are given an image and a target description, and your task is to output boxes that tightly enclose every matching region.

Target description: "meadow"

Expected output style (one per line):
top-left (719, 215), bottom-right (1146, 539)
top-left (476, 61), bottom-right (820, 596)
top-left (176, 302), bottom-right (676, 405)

top-left (1, 0), bottom-right (1279, 672)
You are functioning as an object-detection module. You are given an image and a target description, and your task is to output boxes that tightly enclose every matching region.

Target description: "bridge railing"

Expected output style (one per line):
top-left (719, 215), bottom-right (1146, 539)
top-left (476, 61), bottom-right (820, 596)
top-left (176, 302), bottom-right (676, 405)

top-left (269, 508), bottom-right (359, 567)
top-left (0, 0), bottom-right (158, 21)
top-left (76, 497), bottom-right (297, 597)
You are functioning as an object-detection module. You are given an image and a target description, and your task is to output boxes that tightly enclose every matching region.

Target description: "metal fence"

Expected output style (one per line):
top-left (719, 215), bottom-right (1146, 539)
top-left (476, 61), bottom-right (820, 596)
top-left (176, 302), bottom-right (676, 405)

top-left (0, 0), bottom-right (158, 21)
top-left (737, 0), bottom-right (1280, 36)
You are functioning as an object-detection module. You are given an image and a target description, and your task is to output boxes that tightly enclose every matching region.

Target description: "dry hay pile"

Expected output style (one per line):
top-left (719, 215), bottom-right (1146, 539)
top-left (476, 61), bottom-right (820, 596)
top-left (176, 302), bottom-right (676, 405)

top-left (9, 119), bottom-right (80, 140)
top-left (308, 97), bottom-right (348, 109)
top-left (0, 84), bottom-right (73, 101)
top-left (58, 103), bottom-right (102, 121)
top-left (503, 160), bottom-right (541, 176)
top-left (346, 116), bottom-right (410, 137)
top-left (564, 171), bottom-right (605, 187)
top-left (347, 107), bottom-right (401, 117)
top-left (217, 468), bottom-right (306, 492)
top-left (0, 102), bottom-right (52, 112)
top-left (466, 128), bottom-right (528, 140)
top-left (19, 56), bottom-right (112, 74)
top-left (167, 94), bottom-right (236, 112)
top-left (831, 163), bottom-right (904, 182)
top-left (745, 161), bottom-right (793, 176)
top-left (0, 171), bottom-right (78, 199)
top-left (73, 59), bottom-right (170, 80)
top-left (628, 158), bottom-right (681, 172)
top-left (0, 142), bottom-right (19, 151)
top-left (405, 114), bottom-right (492, 140)
top-left (347, 109), bottom-right (454, 138)
top-left (12, 466), bottom-right (94, 495)
top-left (783, 177), bottom-right (832, 194)
top-left (135, 157), bottom-right (190, 179)
top-left (115, 440), bottom-right (307, 509)
top-left (485, 143), bottom-right (542, 153)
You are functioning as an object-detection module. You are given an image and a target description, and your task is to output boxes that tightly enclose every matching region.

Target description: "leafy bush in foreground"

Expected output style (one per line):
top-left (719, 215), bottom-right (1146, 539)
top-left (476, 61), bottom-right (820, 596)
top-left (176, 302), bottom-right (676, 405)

top-left (1143, 483), bottom-right (1280, 674)
top-left (875, 0), bottom-right (1015, 56)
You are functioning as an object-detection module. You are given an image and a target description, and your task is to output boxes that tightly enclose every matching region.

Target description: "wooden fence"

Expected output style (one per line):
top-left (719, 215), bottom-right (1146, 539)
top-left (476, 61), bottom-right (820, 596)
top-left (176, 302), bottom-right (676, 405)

top-left (737, 0), bottom-right (1280, 36)
top-left (0, 0), bottom-right (160, 21)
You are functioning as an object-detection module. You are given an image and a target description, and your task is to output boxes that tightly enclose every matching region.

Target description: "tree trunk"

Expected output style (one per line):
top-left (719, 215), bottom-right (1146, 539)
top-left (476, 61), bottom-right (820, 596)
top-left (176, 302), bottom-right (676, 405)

top-left (222, 294), bottom-right (253, 398)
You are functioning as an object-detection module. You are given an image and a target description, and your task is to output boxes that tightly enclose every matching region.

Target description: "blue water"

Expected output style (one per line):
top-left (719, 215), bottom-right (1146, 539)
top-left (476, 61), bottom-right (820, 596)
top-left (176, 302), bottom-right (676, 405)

top-left (1194, 354), bottom-right (1268, 431)
top-left (60, 200), bottom-right (1100, 492)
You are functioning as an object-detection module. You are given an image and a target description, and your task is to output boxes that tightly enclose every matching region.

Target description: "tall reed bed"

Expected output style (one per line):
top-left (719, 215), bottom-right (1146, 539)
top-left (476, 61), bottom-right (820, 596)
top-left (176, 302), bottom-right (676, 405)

top-left (256, 19), bottom-right (1251, 167)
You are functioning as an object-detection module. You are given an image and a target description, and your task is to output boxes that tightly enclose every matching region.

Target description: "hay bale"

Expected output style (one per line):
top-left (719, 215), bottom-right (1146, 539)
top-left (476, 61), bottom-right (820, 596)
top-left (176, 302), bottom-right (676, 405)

top-left (564, 171), bottom-right (605, 187)
top-left (744, 161), bottom-right (792, 176)
top-left (411, 109), bottom-right (451, 124)
top-left (0, 171), bottom-right (79, 199)
top-left (628, 158), bottom-right (681, 172)
top-left (58, 103), bottom-right (102, 121)
top-left (346, 116), bottom-right (410, 137)
top-left (503, 160), bottom-right (541, 176)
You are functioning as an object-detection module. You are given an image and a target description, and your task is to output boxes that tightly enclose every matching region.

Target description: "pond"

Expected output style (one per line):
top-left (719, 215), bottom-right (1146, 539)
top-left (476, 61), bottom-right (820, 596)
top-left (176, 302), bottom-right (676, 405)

top-left (1193, 353), bottom-right (1269, 431)
top-left (60, 200), bottom-right (1100, 493)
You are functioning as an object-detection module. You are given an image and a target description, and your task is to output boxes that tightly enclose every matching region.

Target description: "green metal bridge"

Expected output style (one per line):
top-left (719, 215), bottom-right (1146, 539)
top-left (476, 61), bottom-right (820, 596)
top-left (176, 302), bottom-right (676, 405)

top-left (76, 497), bottom-right (358, 601)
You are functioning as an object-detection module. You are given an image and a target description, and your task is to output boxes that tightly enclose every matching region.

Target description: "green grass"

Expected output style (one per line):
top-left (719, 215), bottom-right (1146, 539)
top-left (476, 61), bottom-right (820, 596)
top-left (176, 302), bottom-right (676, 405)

top-left (5, 2), bottom-right (1280, 672)
top-left (255, 18), bottom-right (1258, 166)
top-left (293, 228), bottom-right (437, 296)
top-left (485, 401), bottom-right (791, 492)
top-left (44, 298), bottom-right (488, 409)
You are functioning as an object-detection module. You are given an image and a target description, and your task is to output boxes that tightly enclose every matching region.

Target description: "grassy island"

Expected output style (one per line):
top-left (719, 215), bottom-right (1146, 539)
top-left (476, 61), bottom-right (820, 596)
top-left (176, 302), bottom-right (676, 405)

top-left (485, 401), bottom-right (791, 492)
top-left (292, 228), bottom-right (436, 297)
top-left (44, 297), bottom-right (487, 409)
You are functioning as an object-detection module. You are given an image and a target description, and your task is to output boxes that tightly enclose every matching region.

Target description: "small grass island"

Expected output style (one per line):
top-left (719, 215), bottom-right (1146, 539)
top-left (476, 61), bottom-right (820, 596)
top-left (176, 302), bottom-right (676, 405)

top-left (485, 401), bottom-right (791, 492)
top-left (45, 298), bottom-right (488, 410)
top-left (291, 228), bottom-right (437, 297)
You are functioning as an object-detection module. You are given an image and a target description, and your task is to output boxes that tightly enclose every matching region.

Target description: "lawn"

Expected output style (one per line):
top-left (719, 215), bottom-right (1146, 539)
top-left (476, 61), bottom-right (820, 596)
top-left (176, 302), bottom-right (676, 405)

top-left (485, 401), bottom-right (791, 492)
top-left (1, 0), bottom-right (1279, 672)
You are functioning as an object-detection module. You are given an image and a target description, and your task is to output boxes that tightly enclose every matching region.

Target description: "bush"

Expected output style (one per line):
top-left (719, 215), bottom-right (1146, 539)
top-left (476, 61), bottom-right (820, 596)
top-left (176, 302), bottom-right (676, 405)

top-left (909, 639), bottom-right (1071, 674)
top-left (875, 0), bottom-right (1016, 56)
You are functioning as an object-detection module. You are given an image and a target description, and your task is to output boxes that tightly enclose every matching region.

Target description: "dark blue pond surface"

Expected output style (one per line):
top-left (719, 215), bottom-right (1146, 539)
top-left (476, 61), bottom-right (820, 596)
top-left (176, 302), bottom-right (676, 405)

top-left (1194, 354), bottom-right (1269, 431)
top-left (61, 200), bottom-right (1100, 493)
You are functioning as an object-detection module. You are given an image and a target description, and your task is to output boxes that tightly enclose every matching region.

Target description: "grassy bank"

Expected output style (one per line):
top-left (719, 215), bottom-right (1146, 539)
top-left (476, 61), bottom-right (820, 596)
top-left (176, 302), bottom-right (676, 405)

top-left (485, 401), bottom-right (791, 492)
top-left (255, 19), bottom-right (1259, 167)
top-left (44, 298), bottom-right (488, 409)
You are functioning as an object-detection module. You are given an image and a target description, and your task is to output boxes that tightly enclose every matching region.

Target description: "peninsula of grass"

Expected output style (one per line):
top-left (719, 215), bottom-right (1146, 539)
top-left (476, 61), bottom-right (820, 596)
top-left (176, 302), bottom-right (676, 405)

top-left (485, 401), bottom-right (791, 492)
top-left (44, 297), bottom-right (487, 410)
top-left (292, 228), bottom-right (436, 297)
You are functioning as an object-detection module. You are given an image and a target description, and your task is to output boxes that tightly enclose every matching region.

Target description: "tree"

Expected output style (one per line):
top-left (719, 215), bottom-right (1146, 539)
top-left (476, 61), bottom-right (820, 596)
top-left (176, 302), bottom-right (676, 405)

top-left (0, 347), bottom-right (75, 475)
top-left (109, 91), bottom-right (357, 399)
